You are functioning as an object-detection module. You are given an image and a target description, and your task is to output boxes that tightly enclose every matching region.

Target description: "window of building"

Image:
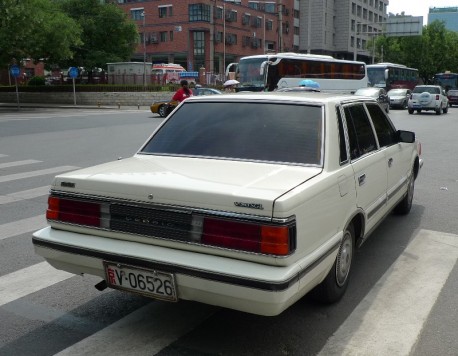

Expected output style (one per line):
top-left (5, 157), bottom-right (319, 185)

top-left (193, 31), bottom-right (205, 69)
top-left (266, 19), bottom-right (273, 30)
top-left (169, 31), bottom-right (174, 41)
top-left (215, 7), bottom-right (223, 19)
top-left (131, 8), bottom-right (144, 21)
top-left (160, 31), bottom-right (167, 42)
top-left (265, 2), bottom-right (276, 13)
top-left (189, 3), bottom-right (210, 22)
top-left (243, 14), bottom-right (251, 25)
top-left (248, 1), bottom-right (259, 10)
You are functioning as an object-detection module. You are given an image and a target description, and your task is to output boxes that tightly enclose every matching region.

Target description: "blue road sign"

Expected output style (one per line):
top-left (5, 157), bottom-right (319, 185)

top-left (10, 65), bottom-right (20, 78)
top-left (68, 67), bottom-right (79, 79)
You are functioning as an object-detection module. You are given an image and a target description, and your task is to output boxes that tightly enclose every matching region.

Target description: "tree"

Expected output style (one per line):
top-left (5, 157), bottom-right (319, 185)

top-left (0, 0), bottom-right (82, 68)
top-left (57, 0), bottom-right (138, 80)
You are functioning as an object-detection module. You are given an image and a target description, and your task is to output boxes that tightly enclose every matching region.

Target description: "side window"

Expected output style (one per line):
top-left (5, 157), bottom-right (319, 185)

top-left (336, 106), bottom-right (348, 164)
top-left (366, 103), bottom-right (396, 147)
top-left (344, 104), bottom-right (377, 159)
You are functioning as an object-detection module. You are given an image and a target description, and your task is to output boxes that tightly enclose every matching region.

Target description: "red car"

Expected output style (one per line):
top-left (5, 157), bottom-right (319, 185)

top-left (447, 89), bottom-right (458, 107)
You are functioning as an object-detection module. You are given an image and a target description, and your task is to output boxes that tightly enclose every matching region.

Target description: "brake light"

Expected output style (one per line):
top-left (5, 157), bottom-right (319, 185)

top-left (436, 95), bottom-right (440, 100)
top-left (201, 217), bottom-right (294, 256)
top-left (417, 142), bottom-right (422, 156)
top-left (46, 196), bottom-right (101, 227)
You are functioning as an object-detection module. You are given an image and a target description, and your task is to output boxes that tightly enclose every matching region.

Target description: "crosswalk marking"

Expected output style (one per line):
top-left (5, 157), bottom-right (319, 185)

top-left (318, 229), bottom-right (458, 356)
top-left (0, 261), bottom-right (74, 307)
top-left (0, 215), bottom-right (47, 240)
top-left (0, 185), bottom-right (50, 204)
top-left (0, 159), bottom-right (41, 169)
top-left (0, 165), bottom-right (79, 183)
top-left (55, 300), bottom-right (216, 356)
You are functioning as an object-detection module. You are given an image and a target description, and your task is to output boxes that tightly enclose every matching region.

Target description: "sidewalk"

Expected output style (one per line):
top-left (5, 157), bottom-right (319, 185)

top-left (0, 102), bottom-right (151, 111)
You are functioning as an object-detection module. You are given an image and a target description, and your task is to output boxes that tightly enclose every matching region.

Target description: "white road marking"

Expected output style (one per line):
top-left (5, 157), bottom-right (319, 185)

top-left (0, 154), bottom-right (9, 158)
top-left (55, 301), bottom-right (216, 356)
top-left (319, 229), bottom-right (458, 356)
top-left (0, 261), bottom-right (74, 307)
top-left (0, 215), bottom-right (47, 240)
top-left (0, 165), bottom-right (79, 183)
top-left (0, 185), bottom-right (50, 204)
top-left (0, 159), bottom-right (41, 169)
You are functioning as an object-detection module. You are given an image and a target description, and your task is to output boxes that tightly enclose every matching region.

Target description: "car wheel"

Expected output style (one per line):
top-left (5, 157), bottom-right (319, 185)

top-left (443, 106), bottom-right (448, 114)
top-left (385, 105), bottom-right (389, 113)
top-left (416, 109), bottom-right (422, 113)
top-left (436, 106), bottom-right (441, 115)
top-left (394, 173), bottom-right (414, 215)
top-left (310, 223), bottom-right (355, 303)
top-left (403, 100), bottom-right (408, 109)
top-left (158, 104), bottom-right (166, 117)
top-left (408, 108), bottom-right (414, 114)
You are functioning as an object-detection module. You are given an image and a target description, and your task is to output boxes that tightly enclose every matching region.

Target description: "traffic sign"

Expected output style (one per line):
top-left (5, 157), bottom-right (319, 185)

top-left (10, 65), bottom-right (20, 78)
top-left (68, 67), bottom-right (79, 79)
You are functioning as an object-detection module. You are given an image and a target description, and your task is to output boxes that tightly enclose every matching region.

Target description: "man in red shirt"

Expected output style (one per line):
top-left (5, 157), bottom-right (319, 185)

top-left (172, 80), bottom-right (193, 102)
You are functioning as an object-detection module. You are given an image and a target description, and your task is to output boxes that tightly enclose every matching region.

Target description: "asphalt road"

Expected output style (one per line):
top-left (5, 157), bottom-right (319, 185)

top-left (0, 106), bottom-right (456, 356)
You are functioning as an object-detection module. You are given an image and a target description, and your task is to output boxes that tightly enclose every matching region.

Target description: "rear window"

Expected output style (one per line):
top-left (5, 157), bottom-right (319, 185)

top-left (448, 90), bottom-right (458, 95)
top-left (413, 86), bottom-right (440, 94)
top-left (140, 101), bottom-right (323, 165)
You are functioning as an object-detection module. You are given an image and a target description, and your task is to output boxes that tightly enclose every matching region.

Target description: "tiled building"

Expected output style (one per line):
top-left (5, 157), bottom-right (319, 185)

top-left (114, 0), bottom-right (299, 76)
top-left (299, 0), bottom-right (389, 62)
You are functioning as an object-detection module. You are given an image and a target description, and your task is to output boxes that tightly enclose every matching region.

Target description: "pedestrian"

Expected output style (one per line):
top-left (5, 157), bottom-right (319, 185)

top-left (172, 79), bottom-right (193, 103)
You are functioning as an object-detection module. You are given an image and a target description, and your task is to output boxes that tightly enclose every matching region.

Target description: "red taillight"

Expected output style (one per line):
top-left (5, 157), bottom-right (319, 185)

top-left (201, 217), bottom-right (293, 256)
top-left (436, 94), bottom-right (440, 100)
top-left (46, 196), bottom-right (101, 227)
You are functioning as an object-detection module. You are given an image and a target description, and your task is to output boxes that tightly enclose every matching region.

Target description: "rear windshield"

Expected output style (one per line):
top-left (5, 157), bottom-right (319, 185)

top-left (413, 86), bottom-right (440, 94)
top-left (140, 101), bottom-right (323, 165)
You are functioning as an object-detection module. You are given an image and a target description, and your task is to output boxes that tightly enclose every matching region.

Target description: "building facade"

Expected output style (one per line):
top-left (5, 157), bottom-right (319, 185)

top-left (428, 7), bottom-right (458, 32)
top-left (114, 0), bottom-right (299, 77)
top-left (299, 0), bottom-right (388, 62)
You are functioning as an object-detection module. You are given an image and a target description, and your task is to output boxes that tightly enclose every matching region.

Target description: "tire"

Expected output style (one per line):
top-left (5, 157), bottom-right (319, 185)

top-left (436, 106), bottom-right (441, 115)
top-left (443, 106), bottom-right (448, 114)
top-left (385, 105), bottom-right (389, 113)
top-left (394, 173), bottom-right (414, 215)
top-left (416, 109), bottom-right (421, 113)
top-left (408, 108), bottom-right (414, 114)
top-left (311, 223), bottom-right (355, 303)
top-left (158, 104), bottom-right (166, 117)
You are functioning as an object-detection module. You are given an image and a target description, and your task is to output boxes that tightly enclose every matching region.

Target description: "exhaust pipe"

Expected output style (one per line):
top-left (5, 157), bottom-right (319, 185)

top-left (94, 280), bottom-right (107, 291)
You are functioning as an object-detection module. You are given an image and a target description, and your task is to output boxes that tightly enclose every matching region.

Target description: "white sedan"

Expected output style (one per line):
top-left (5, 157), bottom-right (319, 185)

top-left (33, 92), bottom-right (422, 316)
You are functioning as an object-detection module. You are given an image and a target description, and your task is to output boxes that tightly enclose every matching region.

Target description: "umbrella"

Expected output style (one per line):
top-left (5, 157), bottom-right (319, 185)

top-left (224, 79), bottom-right (239, 87)
top-left (298, 79), bottom-right (320, 89)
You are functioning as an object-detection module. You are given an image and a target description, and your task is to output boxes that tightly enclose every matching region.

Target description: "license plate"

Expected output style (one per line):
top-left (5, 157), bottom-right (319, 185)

top-left (104, 262), bottom-right (177, 301)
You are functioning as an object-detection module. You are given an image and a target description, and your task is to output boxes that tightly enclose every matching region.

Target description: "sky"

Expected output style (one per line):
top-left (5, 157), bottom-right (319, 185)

top-left (387, 0), bottom-right (457, 23)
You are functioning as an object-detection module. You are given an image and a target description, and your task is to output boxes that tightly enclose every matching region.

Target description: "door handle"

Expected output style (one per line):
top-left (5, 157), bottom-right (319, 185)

top-left (388, 158), bottom-right (393, 167)
top-left (358, 174), bottom-right (366, 186)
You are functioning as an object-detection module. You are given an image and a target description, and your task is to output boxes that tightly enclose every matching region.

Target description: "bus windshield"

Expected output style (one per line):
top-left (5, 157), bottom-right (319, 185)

top-left (236, 57), bottom-right (267, 90)
top-left (367, 67), bottom-right (386, 88)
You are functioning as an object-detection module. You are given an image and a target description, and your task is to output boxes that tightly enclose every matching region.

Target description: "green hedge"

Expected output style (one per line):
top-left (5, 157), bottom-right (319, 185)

top-left (0, 84), bottom-right (178, 93)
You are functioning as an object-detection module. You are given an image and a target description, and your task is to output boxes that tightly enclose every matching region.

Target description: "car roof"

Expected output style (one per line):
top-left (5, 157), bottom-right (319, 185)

top-left (184, 91), bottom-right (376, 106)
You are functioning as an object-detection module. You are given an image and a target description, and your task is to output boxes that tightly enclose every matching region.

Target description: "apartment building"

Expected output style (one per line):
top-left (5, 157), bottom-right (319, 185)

top-left (114, 0), bottom-right (299, 75)
top-left (299, 0), bottom-right (389, 62)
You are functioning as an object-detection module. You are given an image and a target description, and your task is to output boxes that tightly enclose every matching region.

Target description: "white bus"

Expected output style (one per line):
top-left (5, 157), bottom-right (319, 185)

top-left (229, 53), bottom-right (368, 93)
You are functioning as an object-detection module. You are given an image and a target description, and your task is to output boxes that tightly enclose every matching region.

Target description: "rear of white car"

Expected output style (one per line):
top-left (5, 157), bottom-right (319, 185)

top-left (408, 85), bottom-right (448, 115)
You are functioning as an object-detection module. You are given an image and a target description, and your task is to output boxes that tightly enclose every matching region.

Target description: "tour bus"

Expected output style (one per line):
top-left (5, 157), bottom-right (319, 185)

top-left (367, 63), bottom-right (419, 91)
top-left (151, 63), bottom-right (186, 84)
top-left (227, 52), bottom-right (368, 93)
top-left (433, 72), bottom-right (458, 91)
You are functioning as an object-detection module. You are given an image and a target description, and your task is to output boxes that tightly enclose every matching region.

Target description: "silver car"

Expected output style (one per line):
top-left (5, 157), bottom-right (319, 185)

top-left (387, 88), bottom-right (412, 109)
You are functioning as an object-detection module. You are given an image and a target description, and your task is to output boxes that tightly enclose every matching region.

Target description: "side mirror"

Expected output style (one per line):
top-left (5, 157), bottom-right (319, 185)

top-left (397, 130), bottom-right (415, 143)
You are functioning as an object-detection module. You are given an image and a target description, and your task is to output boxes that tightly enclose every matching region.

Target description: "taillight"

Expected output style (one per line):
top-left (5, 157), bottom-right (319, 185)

top-left (417, 142), bottom-right (422, 156)
top-left (47, 196), bottom-right (101, 227)
top-left (436, 95), bottom-right (440, 100)
top-left (201, 217), bottom-right (294, 256)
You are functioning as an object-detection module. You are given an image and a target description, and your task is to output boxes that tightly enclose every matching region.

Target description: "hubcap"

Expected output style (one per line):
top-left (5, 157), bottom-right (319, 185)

top-left (336, 232), bottom-right (353, 287)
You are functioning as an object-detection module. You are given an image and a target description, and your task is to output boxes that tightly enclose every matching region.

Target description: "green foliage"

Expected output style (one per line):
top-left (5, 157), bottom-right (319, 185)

top-left (373, 20), bottom-right (458, 83)
top-left (28, 76), bottom-right (46, 86)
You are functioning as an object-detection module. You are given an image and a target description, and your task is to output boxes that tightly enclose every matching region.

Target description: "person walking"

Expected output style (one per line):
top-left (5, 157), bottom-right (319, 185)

top-left (172, 80), bottom-right (193, 102)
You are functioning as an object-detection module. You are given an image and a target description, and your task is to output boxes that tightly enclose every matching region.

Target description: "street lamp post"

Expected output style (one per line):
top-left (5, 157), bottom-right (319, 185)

top-left (142, 11), bottom-right (146, 88)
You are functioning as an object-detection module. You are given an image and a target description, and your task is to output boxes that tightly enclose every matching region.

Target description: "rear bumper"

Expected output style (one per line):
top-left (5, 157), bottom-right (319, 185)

top-left (32, 226), bottom-right (340, 316)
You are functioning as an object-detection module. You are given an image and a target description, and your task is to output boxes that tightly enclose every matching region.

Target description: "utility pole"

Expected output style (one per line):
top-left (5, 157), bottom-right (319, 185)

top-left (142, 11), bottom-right (147, 88)
top-left (278, 0), bottom-right (283, 52)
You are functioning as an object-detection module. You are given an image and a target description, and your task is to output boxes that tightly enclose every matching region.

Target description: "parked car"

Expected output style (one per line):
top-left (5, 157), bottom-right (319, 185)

top-left (447, 89), bottom-right (458, 107)
top-left (354, 87), bottom-right (390, 113)
top-left (150, 87), bottom-right (222, 117)
top-left (408, 85), bottom-right (449, 115)
top-left (33, 92), bottom-right (422, 316)
top-left (387, 88), bottom-right (412, 109)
